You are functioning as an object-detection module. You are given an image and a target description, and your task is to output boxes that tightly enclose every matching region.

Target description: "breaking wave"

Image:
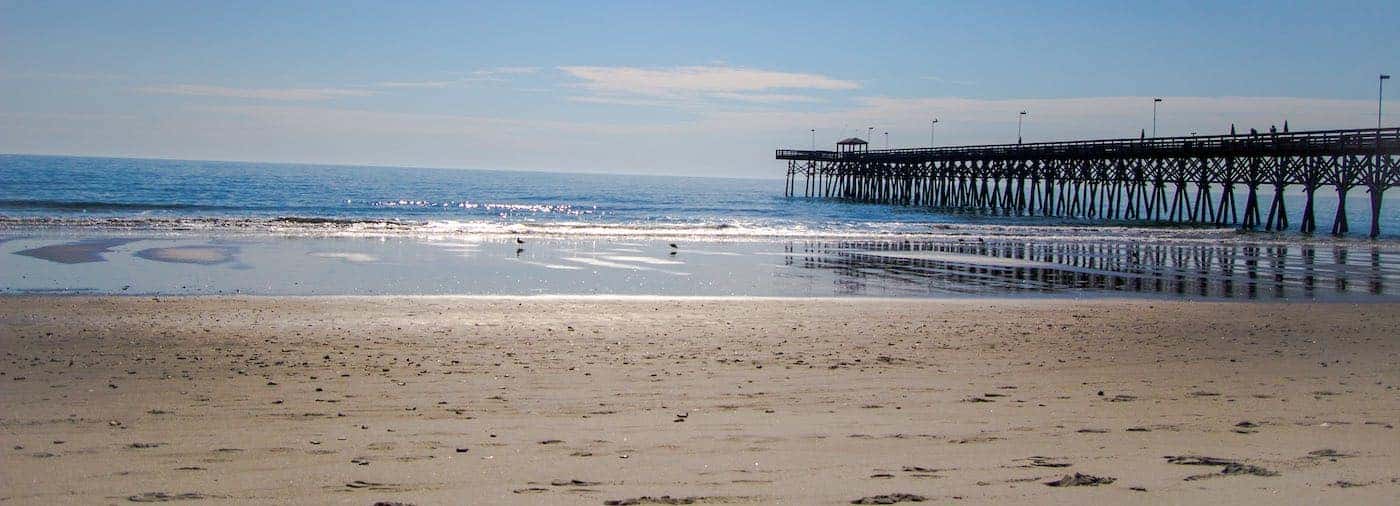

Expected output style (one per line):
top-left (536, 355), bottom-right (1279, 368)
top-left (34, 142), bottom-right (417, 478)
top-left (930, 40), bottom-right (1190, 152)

top-left (3, 214), bottom-right (1375, 247)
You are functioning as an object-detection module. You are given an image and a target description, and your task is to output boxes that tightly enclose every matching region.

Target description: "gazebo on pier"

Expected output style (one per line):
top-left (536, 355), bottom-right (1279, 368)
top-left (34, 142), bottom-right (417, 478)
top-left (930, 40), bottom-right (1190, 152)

top-left (836, 137), bottom-right (868, 154)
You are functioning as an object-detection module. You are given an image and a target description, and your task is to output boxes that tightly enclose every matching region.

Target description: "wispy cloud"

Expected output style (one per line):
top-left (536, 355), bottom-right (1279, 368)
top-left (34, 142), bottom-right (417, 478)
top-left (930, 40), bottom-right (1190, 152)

top-left (473, 66), bottom-right (540, 77)
top-left (559, 65), bottom-right (856, 107)
top-left (137, 84), bottom-right (376, 101)
top-left (0, 71), bottom-right (127, 81)
top-left (567, 95), bottom-right (679, 107)
top-left (135, 66), bottom-right (541, 101)
top-left (921, 76), bottom-right (978, 86)
top-left (371, 80), bottom-right (457, 89)
top-left (189, 104), bottom-right (665, 136)
top-left (561, 65), bottom-right (858, 94)
top-left (709, 92), bottom-right (824, 104)
top-left (369, 67), bottom-right (542, 88)
top-left (450, 66), bottom-right (544, 83)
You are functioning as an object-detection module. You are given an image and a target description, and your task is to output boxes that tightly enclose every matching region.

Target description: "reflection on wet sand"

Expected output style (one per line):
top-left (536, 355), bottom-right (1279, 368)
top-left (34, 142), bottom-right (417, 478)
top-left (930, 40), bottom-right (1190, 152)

top-left (14, 238), bottom-right (141, 264)
top-left (135, 245), bottom-right (240, 265)
top-left (308, 251), bottom-right (378, 263)
top-left (4, 232), bottom-right (1398, 299)
top-left (784, 239), bottom-right (1397, 300)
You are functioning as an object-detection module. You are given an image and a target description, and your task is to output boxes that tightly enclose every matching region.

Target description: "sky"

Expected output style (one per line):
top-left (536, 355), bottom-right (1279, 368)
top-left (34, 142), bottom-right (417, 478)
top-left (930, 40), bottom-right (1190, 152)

top-left (2, 0), bottom-right (1397, 178)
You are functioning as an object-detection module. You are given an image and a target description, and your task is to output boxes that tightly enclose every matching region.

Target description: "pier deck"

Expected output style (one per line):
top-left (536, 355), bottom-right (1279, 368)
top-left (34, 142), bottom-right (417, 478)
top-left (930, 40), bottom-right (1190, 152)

top-left (779, 127), bottom-right (1400, 237)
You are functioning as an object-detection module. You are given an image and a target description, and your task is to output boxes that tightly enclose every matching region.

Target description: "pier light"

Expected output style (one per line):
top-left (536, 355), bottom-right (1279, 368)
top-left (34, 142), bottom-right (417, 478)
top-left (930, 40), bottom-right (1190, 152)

top-left (930, 118), bottom-right (940, 148)
top-left (1381, 74), bottom-right (1391, 130)
top-left (1017, 110), bottom-right (1028, 144)
top-left (1152, 98), bottom-right (1162, 138)
top-left (810, 128), bottom-right (816, 150)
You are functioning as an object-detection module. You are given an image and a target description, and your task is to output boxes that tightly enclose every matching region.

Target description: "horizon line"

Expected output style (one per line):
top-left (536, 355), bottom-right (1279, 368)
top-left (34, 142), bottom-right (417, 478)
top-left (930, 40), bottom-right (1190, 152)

top-left (0, 152), bottom-right (787, 182)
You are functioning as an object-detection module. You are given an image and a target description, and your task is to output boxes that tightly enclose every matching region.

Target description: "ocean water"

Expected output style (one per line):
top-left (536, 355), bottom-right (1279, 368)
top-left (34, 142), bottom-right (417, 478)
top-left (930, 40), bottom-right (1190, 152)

top-left (2, 154), bottom-right (1399, 299)
top-left (1, 154), bottom-right (953, 238)
top-left (4, 154), bottom-right (1396, 240)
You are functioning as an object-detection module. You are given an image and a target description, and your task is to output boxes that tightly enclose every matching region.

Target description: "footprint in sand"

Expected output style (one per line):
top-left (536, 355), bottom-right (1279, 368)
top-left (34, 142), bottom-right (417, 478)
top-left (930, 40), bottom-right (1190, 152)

top-left (1045, 473), bottom-right (1115, 487)
top-left (126, 492), bottom-right (206, 502)
top-left (849, 493), bottom-right (928, 504)
top-left (1022, 456), bottom-right (1071, 468)
top-left (550, 479), bottom-right (601, 486)
top-left (605, 496), bottom-right (727, 505)
top-left (1306, 448), bottom-right (1354, 460)
top-left (341, 480), bottom-right (407, 492)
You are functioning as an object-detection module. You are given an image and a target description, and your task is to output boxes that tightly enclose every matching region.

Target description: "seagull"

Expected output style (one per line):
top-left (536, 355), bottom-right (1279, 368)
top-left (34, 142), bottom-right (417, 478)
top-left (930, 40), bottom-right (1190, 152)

top-left (515, 237), bottom-right (525, 244)
top-left (669, 243), bottom-right (678, 249)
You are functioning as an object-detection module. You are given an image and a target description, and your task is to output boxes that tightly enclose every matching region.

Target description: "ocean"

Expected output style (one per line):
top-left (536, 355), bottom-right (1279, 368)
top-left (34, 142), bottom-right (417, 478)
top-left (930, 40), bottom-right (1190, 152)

top-left (1, 154), bottom-right (965, 238)
top-left (2, 154), bottom-right (1398, 299)
top-left (7, 154), bottom-right (1398, 239)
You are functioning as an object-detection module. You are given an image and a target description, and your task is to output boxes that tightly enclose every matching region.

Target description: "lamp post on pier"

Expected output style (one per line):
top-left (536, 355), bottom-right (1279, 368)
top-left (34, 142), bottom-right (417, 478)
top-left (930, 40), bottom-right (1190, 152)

top-left (1152, 98), bottom-right (1162, 138)
top-left (867, 126), bottom-right (874, 143)
top-left (884, 131), bottom-right (889, 149)
top-left (1017, 110), bottom-right (1027, 144)
top-left (1381, 74), bottom-right (1391, 129)
top-left (810, 129), bottom-right (815, 150)
top-left (930, 118), bottom-right (939, 147)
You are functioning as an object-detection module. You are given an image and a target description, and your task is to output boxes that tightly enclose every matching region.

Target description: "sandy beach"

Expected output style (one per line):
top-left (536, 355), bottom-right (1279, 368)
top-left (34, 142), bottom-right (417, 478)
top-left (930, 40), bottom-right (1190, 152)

top-left (2, 296), bottom-right (1397, 504)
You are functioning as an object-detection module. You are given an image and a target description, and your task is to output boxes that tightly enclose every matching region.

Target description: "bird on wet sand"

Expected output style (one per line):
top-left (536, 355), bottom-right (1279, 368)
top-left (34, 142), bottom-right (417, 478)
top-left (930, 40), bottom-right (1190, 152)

top-left (669, 243), bottom-right (678, 255)
top-left (516, 237), bottom-right (525, 244)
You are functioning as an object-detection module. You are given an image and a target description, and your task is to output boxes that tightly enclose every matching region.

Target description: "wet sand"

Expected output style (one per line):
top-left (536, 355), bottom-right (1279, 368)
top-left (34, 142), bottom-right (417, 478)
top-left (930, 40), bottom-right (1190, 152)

top-left (14, 238), bottom-right (142, 264)
top-left (5, 233), bottom-right (1400, 299)
top-left (133, 245), bottom-right (239, 265)
top-left (1, 296), bottom-right (1397, 504)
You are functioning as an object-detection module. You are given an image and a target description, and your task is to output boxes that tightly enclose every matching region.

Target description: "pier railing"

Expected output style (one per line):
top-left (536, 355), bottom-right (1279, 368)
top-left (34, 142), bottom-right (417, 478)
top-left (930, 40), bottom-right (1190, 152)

top-left (778, 128), bottom-right (1400, 237)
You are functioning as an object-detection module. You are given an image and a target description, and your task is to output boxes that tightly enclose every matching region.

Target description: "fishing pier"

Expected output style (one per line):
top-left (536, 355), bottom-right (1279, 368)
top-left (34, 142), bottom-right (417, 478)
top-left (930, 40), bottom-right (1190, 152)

top-left (778, 127), bottom-right (1400, 237)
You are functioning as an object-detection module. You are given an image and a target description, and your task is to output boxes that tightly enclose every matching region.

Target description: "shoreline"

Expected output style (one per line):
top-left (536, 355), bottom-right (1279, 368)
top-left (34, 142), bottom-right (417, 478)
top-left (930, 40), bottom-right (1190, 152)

top-left (4, 232), bottom-right (1398, 301)
top-left (3, 296), bottom-right (1397, 504)
top-left (9, 215), bottom-right (1400, 246)
top-left (3, 293), bottom-right (1397, 303)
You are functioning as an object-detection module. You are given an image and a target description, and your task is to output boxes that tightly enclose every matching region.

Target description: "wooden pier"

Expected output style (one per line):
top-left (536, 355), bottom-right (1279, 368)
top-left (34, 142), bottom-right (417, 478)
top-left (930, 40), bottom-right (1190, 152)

top-left (779, 127), bottom-right (1400, 237)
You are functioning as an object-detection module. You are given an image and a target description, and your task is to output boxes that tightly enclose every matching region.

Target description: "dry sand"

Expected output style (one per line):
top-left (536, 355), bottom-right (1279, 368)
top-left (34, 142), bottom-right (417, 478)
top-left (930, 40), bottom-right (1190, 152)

top-left (1, 296), bottom-right (1397, 505)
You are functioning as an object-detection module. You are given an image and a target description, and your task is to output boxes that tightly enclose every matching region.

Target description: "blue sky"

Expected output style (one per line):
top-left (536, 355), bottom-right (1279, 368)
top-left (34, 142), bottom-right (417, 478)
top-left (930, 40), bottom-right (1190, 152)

top-left (2, 0), bottom-right (1396, 177)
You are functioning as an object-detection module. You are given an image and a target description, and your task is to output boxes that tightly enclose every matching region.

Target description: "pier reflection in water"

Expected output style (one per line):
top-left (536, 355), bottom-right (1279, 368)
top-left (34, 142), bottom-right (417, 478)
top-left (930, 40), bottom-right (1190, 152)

top-left (781, 239), bottom-right (1398, 300)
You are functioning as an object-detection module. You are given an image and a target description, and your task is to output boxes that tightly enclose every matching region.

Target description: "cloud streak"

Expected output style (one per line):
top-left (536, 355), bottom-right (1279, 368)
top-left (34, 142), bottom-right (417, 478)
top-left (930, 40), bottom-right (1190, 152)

top-left (188, 104), bottom-right (670, 136)
top-left (371, 80), bottom-right (457, 89)
top-left (137, 84), bottom-right (376, 101)
top-left (472, 66), bottom-right (540, 77)
top-left (920, 76), bottom-right (978, 86)
top-left (135, 67), bottom-right (542, 100)
top-left (560, 65), bottom-right (857, 107)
